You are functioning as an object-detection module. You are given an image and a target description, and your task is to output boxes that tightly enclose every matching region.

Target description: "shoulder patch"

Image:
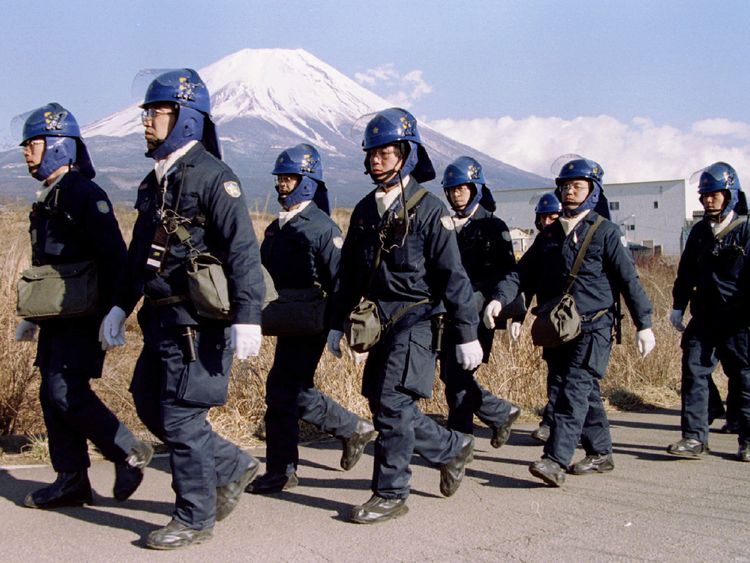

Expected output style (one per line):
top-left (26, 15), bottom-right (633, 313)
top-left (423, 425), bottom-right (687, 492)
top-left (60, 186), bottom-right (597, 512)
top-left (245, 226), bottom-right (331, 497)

top-left (502, 230), bottom-right (511, 241)
top-left (333, 236), bottom-right (344, 249)
top-left (96, 200), bottom-right (111, 214)
top-left (440, 216), bottom-right (455, 231)
top-left (223, 181), bottom-right (241, 198)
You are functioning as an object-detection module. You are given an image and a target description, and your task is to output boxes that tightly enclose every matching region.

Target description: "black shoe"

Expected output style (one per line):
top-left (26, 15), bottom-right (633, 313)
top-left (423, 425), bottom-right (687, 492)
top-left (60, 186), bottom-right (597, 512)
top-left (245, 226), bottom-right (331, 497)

top-left (569, 453), bottom-right (614, 475)
top-left (439, 434), bottom-right (474, 497)
top-left (738, 443), bottom-right (750, 462)
top-left (114, 440), bottom-right (154, 502)
top-left (216, 457), bottom-right (259, 521)
top-left (245, 471), bottom-right (299, 494)
top-left (24, 471), bottom-right (93, 509)
top-left (146, 519), bottom-right (213, 550)
top-left (667, 438), bottom-right (708, 459)
top-left (491, 404), bottom-right (521, 449)
top-left (350, 494), bottom-right (408, 524)
top-left (341, 419), bottom-right (377, 471)
top-left (529, 458), bottom-right (566, 487)
top-left (720, 421), bottom-right (741, 434)
top-left (531, 424), bottom-right (550, 443)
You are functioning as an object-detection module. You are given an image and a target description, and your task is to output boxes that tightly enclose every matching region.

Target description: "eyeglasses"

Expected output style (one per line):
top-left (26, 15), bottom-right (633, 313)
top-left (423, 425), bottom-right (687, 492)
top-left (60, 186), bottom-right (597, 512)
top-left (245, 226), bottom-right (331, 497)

top-left (21, 139), bottom-right (45, 151)
top-left (141, 107), bottom-right (175, 124)
top-left (368, 147), bottom-right (399, 160)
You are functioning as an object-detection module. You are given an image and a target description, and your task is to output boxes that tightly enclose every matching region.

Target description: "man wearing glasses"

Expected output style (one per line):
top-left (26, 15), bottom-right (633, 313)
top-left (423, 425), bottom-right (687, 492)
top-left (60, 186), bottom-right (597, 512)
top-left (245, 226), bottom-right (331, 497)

top-left (100, 69), bottom-right (265, 549)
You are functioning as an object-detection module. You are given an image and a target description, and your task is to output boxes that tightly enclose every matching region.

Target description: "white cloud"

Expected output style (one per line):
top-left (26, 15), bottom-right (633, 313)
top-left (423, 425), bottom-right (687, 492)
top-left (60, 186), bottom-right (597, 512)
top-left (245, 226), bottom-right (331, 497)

top-left (429, 115), bottom-right (750, 186)
top-left (355, 64), bottom-right (433, 107)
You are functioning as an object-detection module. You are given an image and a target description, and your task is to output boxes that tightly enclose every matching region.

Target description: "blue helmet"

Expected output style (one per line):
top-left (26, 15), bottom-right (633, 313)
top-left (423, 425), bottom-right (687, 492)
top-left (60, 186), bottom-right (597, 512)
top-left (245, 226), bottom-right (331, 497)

top-left (553, 156), bottom-right (610, 218)
top-left (697, 161), bottom-right (746, 218)
top-left (442, 156), bottom-right (496, 216)
top-left (535, 192), bottom-right (562, 214)
top-left (362, 107), bottom-right (435, 185)
top-left (141, 68), bottom-right (220, 160)
top-left (19, 102), bottom-right (95, 181)
top-left (272, 144), bottom-right (330, 214)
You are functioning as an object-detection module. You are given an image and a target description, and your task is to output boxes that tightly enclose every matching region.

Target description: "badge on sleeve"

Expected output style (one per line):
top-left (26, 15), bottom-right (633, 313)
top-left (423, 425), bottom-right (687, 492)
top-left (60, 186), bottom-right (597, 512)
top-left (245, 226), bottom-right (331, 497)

top-left (223, 181), bottom-right (241, 198)
top-left (96, 200), bottom-right (111, 214)
top-left (440, 216), bottom-right (455, 230)
top-left (333, 236), bottom-right (344, 249)
top-left (502, 230), bottom-right (511, 241)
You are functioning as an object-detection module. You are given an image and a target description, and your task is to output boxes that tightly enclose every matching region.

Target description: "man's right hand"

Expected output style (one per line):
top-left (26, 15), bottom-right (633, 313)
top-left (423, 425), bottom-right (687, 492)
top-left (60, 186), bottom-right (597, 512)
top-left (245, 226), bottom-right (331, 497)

top-left (669, 309), bottom-right (685, 332)
top-left (100, 306), bottom-right (127, 350)
top-left (483, 300), bottom-right (503, 330)
top-left (327, 329), bottom-right (344, 358)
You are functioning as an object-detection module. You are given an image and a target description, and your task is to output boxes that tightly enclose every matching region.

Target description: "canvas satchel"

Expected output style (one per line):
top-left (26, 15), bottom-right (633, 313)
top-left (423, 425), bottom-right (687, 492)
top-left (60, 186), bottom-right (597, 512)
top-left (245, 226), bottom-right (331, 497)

top-left (186, 253), bottom-right (232, 320)
top-left (530, 215), bottom-right (605, 348)
top-left (17, 260), bottom-right (99, 321)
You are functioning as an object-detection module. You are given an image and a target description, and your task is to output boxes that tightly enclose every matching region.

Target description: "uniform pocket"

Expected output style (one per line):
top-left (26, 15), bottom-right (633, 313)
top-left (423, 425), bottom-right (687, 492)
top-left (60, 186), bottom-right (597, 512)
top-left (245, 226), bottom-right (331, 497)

top-left (400, 322), bottom-right (437, 398)
top-left (177, 326), bottom-right (232, 407)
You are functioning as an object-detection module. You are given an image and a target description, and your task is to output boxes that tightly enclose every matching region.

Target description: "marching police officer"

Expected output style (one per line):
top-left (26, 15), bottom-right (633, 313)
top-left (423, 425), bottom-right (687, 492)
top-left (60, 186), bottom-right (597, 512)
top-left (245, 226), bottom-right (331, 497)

top-left (439, 156), bottom-right (521, 447)
top-left (100, 69), bottom-right (264, 549)
top-left (247, 144), bottom-right (376, 494)
top-left (327, 108), bottom-right (482, 523)
top-left (667, 162), bottom-right (750, 462)
top-left (15, 103), bottom-right (152, 509)
top-left (529, 192), bottom-right (563, 443)
top-left (485, 157), bottom-right (655, 486)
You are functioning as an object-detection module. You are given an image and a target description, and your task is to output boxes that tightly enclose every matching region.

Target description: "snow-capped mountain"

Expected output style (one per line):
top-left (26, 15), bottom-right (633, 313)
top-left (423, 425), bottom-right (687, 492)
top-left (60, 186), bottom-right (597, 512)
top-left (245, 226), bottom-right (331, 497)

top-left (0, 48), bottom-right (548, 205)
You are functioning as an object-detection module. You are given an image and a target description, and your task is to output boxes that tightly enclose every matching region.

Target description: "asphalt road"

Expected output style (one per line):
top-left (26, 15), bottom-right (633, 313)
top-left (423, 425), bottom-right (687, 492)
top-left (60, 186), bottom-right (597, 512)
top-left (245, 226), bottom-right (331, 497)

top-left (1, 409), bottom-right (748, 562)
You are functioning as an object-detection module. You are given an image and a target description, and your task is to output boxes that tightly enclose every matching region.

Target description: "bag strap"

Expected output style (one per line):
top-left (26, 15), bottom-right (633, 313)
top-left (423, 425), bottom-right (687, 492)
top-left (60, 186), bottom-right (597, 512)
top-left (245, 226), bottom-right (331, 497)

top-left (714, 215), bottom-right (748, 241)
top-left (564, 214), bottom-right (605, 293)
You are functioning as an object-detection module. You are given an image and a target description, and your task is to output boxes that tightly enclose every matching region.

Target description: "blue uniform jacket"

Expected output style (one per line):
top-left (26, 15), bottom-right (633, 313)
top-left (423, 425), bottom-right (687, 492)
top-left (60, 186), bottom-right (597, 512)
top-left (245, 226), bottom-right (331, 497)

top-left (494, 211), bottom-right (652, 332)
top-left (330, 178), bottom-right (478, 343)
top-left (30, 170), bottom-right (126, 317)
top-left (672, 214), bottom-right (750, 327)
top-left (118, 142), bottom-right (264, 326)
top-left (261, 202), bottom-right (340, 295)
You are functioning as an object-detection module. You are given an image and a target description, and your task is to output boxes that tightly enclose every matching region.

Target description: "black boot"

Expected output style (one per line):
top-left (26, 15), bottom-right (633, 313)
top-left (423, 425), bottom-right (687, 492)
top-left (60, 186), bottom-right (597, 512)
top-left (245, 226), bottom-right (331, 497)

top-left (491, 404), bottom-right (521, 448)
top-left (24, 471), bottom-right (93, 509)
top-left (350, 494), bottom-right (408, 524)
top-left (245, 471), bottom-right (299, 494)
top-left (439, 434), bottom-right (474, 497)
top-left (531, 424), bottom-right (550, 443)
top-left (146, 519), bottom-right (213, 550)
top-left (114, 440), bottom-right (154, 501)
top-left (738, 443), bottom-right (750, 462)
top-left (340, 419), bottom-right (377, 471)
top-left (667, 438), bottom-right (708, 459)
top-left (529, 458), bottom-right (566, 487)
top-left (216, 457), bottom-right (259, 521)
top-left (569, 453), bottom-right (614, 475)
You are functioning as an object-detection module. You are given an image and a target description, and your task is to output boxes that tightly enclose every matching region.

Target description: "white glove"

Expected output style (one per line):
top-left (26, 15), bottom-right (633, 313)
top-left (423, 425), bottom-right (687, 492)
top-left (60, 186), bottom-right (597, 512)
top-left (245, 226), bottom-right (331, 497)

top-left (231, 324), bottom-right (262, 359)
top-left (350, 350), bottom-right (369, 365)
top-left (483, 300), bottom-right (503, 329)
top-left (327, 329), bottom-right (344, 358)
top-left (636, 328), bottom-right (656, 358)
top-left (100, 306), bottom-right (127, 350)
top-left (456, 340), bottom-right (483, 371)
top-left (15, 319), bottom-right (38, 342)
top-left (669, 309), bottom-right (685, 332)
top-left (510, 321), bottom-right (522, 342)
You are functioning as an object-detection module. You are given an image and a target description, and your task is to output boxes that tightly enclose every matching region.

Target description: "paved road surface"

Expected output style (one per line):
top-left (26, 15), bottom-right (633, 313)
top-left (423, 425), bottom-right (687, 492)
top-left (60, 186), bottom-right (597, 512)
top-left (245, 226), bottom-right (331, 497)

top-left (0, 409), bottom-right (748, 562)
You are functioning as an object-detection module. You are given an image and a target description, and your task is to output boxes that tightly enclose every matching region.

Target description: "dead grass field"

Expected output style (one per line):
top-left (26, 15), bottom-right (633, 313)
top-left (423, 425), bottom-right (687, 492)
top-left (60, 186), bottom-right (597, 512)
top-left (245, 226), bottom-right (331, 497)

top-left (0, 199), bottom-right (708, 462)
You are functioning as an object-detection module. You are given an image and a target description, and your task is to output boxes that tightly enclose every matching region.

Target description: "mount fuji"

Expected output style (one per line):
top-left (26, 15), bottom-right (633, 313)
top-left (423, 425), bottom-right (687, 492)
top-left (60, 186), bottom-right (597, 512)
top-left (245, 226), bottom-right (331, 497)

top-left (0, 48), bottom-right (548, 206)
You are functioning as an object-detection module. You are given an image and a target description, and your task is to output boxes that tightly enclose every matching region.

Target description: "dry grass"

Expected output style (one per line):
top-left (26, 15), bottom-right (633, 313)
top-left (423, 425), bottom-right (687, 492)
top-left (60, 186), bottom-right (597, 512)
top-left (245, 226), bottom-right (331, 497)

top-left (0, 200), bottom-right (693, 453)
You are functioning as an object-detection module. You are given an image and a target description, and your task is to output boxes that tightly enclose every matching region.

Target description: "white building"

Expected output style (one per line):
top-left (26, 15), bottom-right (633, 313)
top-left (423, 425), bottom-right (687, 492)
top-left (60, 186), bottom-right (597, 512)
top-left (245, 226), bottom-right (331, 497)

top-left (493, 179), bottom-right (700, 256)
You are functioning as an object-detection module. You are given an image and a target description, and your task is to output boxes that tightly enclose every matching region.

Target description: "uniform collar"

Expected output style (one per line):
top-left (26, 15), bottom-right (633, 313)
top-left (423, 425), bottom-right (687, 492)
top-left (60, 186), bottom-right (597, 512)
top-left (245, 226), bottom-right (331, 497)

top-left (154, 140), bottom-right (199, 184)
top-left (278, 200), bottom-right (313, 227)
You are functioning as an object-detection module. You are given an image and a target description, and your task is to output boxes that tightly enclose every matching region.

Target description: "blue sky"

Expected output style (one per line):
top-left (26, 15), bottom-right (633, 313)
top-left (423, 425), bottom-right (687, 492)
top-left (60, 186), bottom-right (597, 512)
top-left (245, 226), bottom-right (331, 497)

top-left (2, 0), bottom-right (748, 182)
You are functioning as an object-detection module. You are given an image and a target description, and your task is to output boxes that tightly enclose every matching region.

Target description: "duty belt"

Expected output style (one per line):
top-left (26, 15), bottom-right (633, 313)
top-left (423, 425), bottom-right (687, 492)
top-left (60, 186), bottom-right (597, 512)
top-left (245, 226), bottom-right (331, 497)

top-left (146, 294), bottom-right (189, 307)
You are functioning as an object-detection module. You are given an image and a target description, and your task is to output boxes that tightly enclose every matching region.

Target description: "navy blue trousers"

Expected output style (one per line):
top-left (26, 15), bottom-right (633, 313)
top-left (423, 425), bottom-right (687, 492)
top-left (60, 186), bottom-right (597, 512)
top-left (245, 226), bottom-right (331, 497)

top-left (363, 319), bottom-right (463, 499)
top-left (543, 325), bottom-right (613, 467)
top-left (680, 321), bottom-right (750, 446)
top-left (37, 320), bottom-right (135, 473)
top-left (130, 308), bottom-right (251, 530)
top-left (264, 333), bottom-right (360, 476)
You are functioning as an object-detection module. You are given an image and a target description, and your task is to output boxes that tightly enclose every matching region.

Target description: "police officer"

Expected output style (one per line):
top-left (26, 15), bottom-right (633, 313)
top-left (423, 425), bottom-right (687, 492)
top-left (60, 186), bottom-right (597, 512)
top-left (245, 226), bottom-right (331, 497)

top-left (439, 156), bottom-right (521, 447)
top-left (484, 157), bottom-right (655, 486)
top-left (667, 162), bottom-right (750, 462)
top-left (327, 108), bottom-right (482, 523)
top-left (529, 192), bottom-right (563, 443)
top-left (14, 103), bottom-right (152, 509)
top-left (100, 69), bottom-right (264, 549)
top-left (247, 144), bottom-right (376, 494)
